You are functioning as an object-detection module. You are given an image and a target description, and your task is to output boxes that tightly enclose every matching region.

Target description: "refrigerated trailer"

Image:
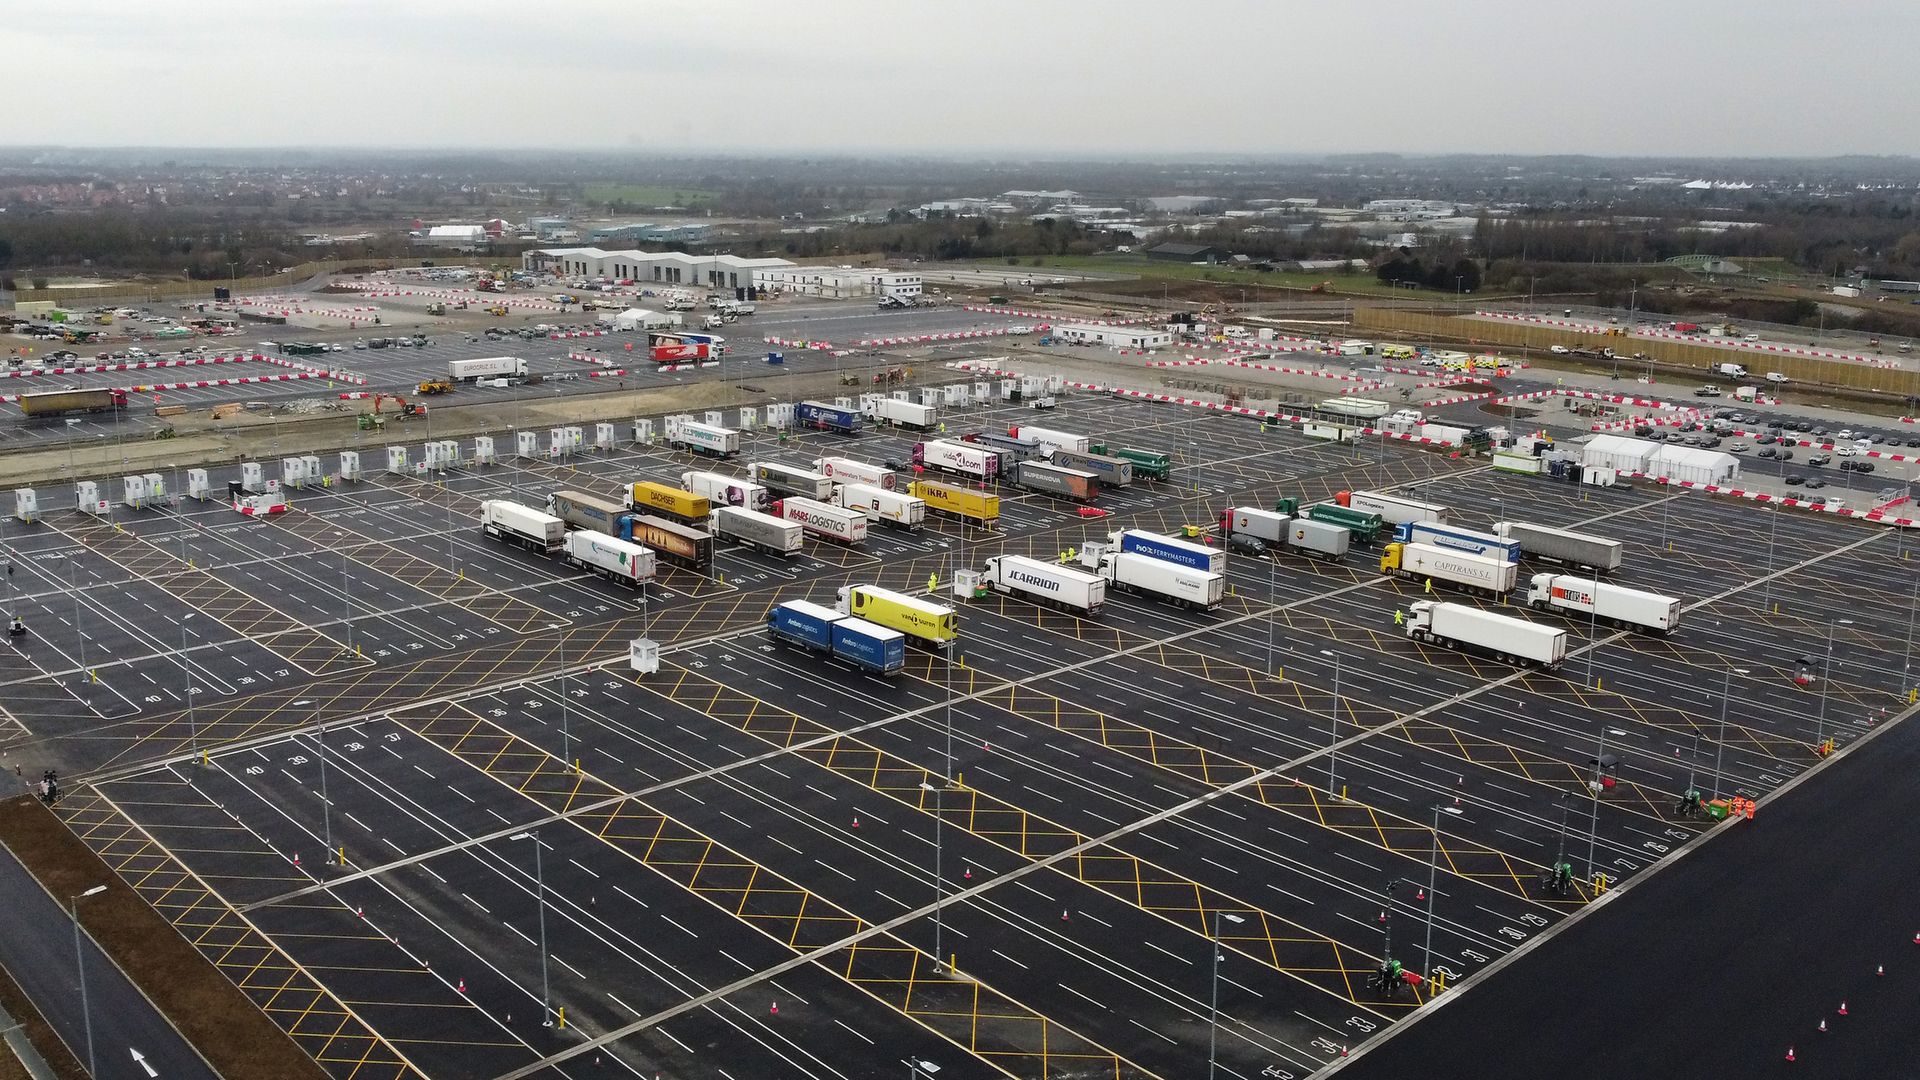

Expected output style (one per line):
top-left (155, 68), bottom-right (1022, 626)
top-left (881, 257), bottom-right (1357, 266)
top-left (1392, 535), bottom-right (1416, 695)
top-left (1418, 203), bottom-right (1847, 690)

top-left (1493, 522), bottom-right (1625, 573)
top-left (1096, 551), bottom-right (1223, 611)
top-left (710, 506), bottom-right (803, 556)
top-left (1380, 542), bottom-right (1518, 595)
top-left (666, 418), bottom-right (741, 458)
top-left (1343, 489), bottom-right (1449, 526)
top-left (1526, 574), bottom-right (1680, 634)
top-left (834, 483), bottom-right (925, 530)
top-left (447, 356), bottom-right (526, 381)
top-left (1007, 426), bottom-right (1091, 455)
top-left (562, 531), bottom-right (655, 586)
top-left (749, 461), bottom-right (833, 501)
top-left (815, 456), bottom-right (895, 491)
top-left (863, 396), bottom-right (937, 430)
top-left (480, 500), bottom-right (565, 553)
top-left (1405, 600), bottom-right (1566, 668)
top-left (981, 555), bottom-right (1105, 615)
top-left (682, 470), bottom-right (771, 512)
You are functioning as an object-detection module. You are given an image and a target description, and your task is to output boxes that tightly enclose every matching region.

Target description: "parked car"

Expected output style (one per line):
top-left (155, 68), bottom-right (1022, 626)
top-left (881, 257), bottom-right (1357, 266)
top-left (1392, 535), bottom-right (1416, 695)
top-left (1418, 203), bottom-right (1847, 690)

top-left (1808, 454), bottom-right (1831, 467)
top-left (1784, 475), bottom-right (1806, 486)
top-left (1804, 478), bottom-right (1828, 490)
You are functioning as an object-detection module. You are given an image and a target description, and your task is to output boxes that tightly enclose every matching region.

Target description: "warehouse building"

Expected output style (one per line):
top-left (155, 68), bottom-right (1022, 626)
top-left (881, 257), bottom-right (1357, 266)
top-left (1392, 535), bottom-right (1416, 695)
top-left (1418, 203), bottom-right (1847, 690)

top-left (754, 267), bottom-right (924, 300)
top-left (523, 248), bottom-right (794, 291)
top-left (1051, 323), bottom-right (1174, 349)
top-left (420, 224), bottom-right (488, 250)
top-left (1580, 434), bottom-right (1738, 485)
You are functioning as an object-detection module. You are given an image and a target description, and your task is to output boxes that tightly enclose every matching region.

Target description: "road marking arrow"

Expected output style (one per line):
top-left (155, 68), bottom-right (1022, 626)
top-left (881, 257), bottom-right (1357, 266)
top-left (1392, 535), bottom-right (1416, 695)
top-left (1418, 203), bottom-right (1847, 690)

top-left (130, 1047), bottom-right (158, 1077)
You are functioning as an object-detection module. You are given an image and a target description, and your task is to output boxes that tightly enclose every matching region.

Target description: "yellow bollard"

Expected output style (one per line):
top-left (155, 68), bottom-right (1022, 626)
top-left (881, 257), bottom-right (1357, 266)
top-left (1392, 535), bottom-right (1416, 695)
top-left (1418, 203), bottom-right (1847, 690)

top-left (338, 845), bottom-right (345, 865)
top-left (574, 758), bottom-right (581, 774)
top-left (556, 1007), bottom-right (565, 1030)
top-left (1339, 784), bottom-right (1347, 801)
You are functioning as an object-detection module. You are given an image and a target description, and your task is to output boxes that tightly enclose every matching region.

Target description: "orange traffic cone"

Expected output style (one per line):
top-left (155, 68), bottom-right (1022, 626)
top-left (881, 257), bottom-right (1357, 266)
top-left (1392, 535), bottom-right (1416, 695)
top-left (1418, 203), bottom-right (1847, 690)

top-left (292, 852), bottom-right (300, 866)
top-left (1062, 909), bottom-right (1070, 922)
top-left (769, 1001), bottom-right (779, 1015)
top-left (1818, 1018), bottom-right (1828, 1033)
top-left (457, 979), bottom-right (466, 994)
top-left (1838, 1001), bottom-right (1848, 1016)
top-left (1785, 1046), bottom-right (1796, 1062)
top-left (851, 816), bottom-right (860, 829)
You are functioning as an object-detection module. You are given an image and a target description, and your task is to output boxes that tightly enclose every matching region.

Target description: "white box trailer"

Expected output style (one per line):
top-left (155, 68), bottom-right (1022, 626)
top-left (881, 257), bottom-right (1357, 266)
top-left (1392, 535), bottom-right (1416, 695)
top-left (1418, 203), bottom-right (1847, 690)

top-left (1219, 506), bottom-right (1292, 549)
top-left (1493, 521), bottom-right (1625, 573)
top-left (774, 496), bottom-right (869, 544)
top-left (1347, 489), bottom-right (1450, 526)
top-left (863, 396), bottom-right (938, 430)
top-left (1381, 542), bottom-right (1518, 595)
top-left (1287, 517), bottom-right (1350, 558)
top-left (448, 356), bottom-right (527, 381)
top-left (563, 531), bottom-right (656, 586)
top-left (666, 417), bottom-right (741, 458)
top-left (1406, 600), bottom-right (1566, 668)
top-left (981, 555), bottom-right (1105, 615)
top-left (1526, 574), bottom-right (1681, 634)
top-left (834, 482), bottom-right (925, 530)
top-left (1007, 425), bottom-right (1091, 455)
top-left (914, 439), bottom-right (999, 480)
top-left (711, 505), bottom-right (803, 556)
top-left (480, 499), bottom-right (565, 553)
top-left (815, 457), bottom-right (896, 491)
top-left (749, 461), bottom-right (833, 500)
top-left (682, 470), bottom-right (771, 512)
top-left (1099, 551), bottom-right (1223, 611)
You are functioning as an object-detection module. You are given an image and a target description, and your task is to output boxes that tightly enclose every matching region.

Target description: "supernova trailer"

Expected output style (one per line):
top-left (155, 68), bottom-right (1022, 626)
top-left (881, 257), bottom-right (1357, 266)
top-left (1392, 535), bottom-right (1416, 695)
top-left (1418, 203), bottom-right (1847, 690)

top-left (1526, 574), bottom-right (1681, 634)
top-left (711, 505), bottom-right (803, 556)
top-left (837, 584), bottom-right (958, 648)
top-left (562, 531), bottom-right (655, 586)
top-left (1494, 521), bottom-right (1625, 573)
top-left (1405, 600), bottom-right (1566, 668)
top-left (1011, 460), bottom-right (1099, 502)
top-left (479, 499), bottom-right (565, 554)
top-left (981, 554), bottom-right (1105, 615)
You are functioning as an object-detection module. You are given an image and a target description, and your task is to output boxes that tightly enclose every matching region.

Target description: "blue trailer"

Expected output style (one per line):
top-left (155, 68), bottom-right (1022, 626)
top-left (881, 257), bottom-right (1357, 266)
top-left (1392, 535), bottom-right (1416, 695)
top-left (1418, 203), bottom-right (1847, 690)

top-left (1113, 529), bottom-right (1226, 574)
top-left (963, 431), bottom-right (1045, 462)
top-left (797, 400), bottom-right (861, 434)
top-left (830, 617), bottom-right (906, 675)
top-left (1392, 521), bottom-right (1522, 561)
top-left (767, 600), bottom-right (905, 675)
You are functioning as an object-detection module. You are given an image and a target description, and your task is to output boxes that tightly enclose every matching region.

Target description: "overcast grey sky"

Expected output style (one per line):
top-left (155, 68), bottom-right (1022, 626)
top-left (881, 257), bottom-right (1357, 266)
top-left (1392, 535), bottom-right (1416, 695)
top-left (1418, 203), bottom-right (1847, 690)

top-left (8, 0), bottom-right (1916, 157)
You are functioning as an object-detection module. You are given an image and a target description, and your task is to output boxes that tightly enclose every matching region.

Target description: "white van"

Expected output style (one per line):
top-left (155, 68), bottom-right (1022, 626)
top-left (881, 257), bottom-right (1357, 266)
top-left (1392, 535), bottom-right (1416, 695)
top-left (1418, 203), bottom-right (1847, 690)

top-left (1764, 371), bottom-right (1790, 383)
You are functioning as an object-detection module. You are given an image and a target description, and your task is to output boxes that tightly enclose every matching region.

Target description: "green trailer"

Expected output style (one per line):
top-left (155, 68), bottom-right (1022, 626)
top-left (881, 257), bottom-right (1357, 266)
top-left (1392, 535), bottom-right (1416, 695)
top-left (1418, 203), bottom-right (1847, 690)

top-left (1090, 443), bottom-right (1173, 481)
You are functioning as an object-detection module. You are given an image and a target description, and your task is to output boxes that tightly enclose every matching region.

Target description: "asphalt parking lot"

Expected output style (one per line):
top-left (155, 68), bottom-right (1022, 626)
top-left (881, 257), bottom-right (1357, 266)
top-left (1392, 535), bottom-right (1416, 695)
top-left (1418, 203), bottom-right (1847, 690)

top-left (3, 386), bottom-right (1914, 1080)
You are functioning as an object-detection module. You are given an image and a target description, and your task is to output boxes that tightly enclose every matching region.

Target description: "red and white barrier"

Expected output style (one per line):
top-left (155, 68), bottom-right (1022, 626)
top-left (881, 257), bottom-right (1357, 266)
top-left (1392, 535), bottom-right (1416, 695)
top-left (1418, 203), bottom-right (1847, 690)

top-left (1474, 310), bottom-right (1901, 367)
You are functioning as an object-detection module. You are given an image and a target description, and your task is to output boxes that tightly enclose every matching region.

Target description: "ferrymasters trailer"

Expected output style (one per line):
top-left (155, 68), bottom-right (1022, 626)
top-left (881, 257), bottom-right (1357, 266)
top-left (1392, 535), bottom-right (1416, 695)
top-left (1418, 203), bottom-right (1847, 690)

top-left (981, 555), bottom-right (1105, 615)
top-left (480, 500), bottom-right (565, 554)
top-left (1111, 528), bottom-right (1226, 574)
top-left (1406, 600), bottom-right (1566, 668)
top-left (837, 584), bottom-right (958, 648)
top-left (1526, 574), bottom-right (1681, 634)
top-left (1493, 521), bottom-right (1625, 573)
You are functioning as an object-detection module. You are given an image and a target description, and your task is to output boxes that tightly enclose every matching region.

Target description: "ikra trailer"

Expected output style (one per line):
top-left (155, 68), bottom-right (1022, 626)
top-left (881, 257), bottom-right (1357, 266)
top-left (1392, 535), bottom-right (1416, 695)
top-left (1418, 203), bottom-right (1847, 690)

top-left (1405, 600), bottom-right (1566, 668)
top-left (1526, 574), bottom-right (1681, 634)
top-left (682, 470), bottom-right (771, 512)
top-left (815, 456), bottom-right (896, 491)
top-left (1111, 529), bottom-right (1226, 574)
top-left (1380, 542), bottom-right (1518, 595)
top-left (627, 480), bottom-right (711, 524)
top-left (837, 584), bottom-right (957, 648)
top-left (480, 499), bottom-right (565, 554)
top-left (711, 505), bottom-right (803, 556)
top-left (913, 439), bottom-right (1000, 481)
top-left (749, 461), bottom-right (833, 501)
top-left (562, 531), bottom-right (655, 586)
top-left (766, 600), bottom-right (906, 675)
top-left (833, 482), bottom-right (926, 530)
top-left (1493, 521), bottom-right (1625, 573)
top-left (981, 555), bottom-right (1105, 615)
top-left (795, 400), bottom-right (861, 434)
top-left (772, 496), bottom-right (869, 544)
top-left (1096, 551), bottom-right (1223, 611)
top-left (911, 480), bottom-right (999, 526)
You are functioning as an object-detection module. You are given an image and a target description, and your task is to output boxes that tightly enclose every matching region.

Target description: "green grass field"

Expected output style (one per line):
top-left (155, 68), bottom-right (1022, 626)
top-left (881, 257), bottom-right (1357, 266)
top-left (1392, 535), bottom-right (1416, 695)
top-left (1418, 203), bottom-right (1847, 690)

top-left (1024, 254), bottom-right (1429, 297)
top-left (582, 184), bottom-right (718, 208)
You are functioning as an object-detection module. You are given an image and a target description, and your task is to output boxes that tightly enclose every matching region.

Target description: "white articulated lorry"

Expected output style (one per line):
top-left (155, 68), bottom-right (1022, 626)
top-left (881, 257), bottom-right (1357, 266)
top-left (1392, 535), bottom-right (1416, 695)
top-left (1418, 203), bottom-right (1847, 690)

top-left (1526, 574), bottom-right (1681, 634)
top-left (1405, 601), bottom-right (1566, 668)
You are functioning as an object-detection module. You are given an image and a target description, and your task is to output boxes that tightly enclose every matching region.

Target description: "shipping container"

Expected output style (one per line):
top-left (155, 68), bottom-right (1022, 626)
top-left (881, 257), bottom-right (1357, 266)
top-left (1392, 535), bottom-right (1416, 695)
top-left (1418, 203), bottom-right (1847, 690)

top-left (863, 397), bottom-right (937, 430)
top-left (1406, 600), bottom-right (1566, 668)
top-left (666, 418), bottom-right (741, 458)
top-left (911, 480), bottom-right (1000, 526)
top-left (1011, 460), bottom-right (1099, 502)
top-left (628, 514), bottom-right (712, 569)
top-left (480, 500), bottom-right (565, 553)
top-left (1493, 521), bottom-right (1625, 573)
top-left (711, 506), bottom-right (803, 556)
top-left (831, 618), bottom-right (907, 675)
top-left (1112, 529), bottom-right (1226, 574)
top-left (562, 531), bottom-right (655, 586)
top-left (749, 461), bottom-right (833, 501)
top-left (815, 456), bottom-right (896, 491)
top-left (1392, 521), bottom-right (1522, 562)
top-left (795, 400), bottom-right (861, 434)
top-left (447, 356), bottom-right (526, 381)
top-left (1526, 574), bottom-right (1680, 634)
top-left (1098, 551), bottom-right (1223, 611)
top-left (682, 470), bottom-right (771, 512)
top-left (1343, 489), bottom-right (1450, 526)
top-left (1286, 517), bottom-right (1351, 559)
top-left (1008, 426), bottom-right (1091, 455)
top-left (549, 489), bottom-right (627, 534)
top-left (834, 482), bottom-right (926, 530)
top-left (626, 480), bottom-right (711, 524)
top-left (767, 598), bottom-right (840, 652)
top-left (838, 584), bottom-right (957, 647)
top-left (773, 496), bottom-right (869, 544)
top-left (1090, 443), bottom-right (1173, 481)
top-left (1380, 542), bottom-right (1518, 595)
top-left (982, 555), bottom-right (1105, 615)
top-left (1219, 506), bottom-right (1292, 549)
top-left (914, 440), bottom-right (1000, 480)
top-left (1049, 448), bottom-right (1135, 488)
top-left (18, 387), bottom-right (126, 417)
